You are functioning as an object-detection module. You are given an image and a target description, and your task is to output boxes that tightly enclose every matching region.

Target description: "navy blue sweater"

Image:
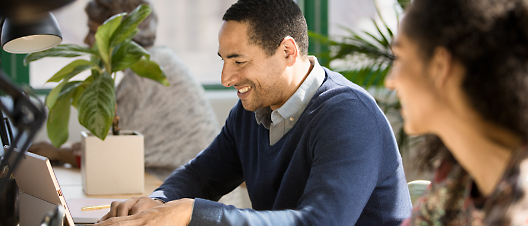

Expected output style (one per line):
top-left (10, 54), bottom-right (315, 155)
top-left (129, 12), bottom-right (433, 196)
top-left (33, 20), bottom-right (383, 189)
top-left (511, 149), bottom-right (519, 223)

top-left (151, 68), bottom-right (412, 225)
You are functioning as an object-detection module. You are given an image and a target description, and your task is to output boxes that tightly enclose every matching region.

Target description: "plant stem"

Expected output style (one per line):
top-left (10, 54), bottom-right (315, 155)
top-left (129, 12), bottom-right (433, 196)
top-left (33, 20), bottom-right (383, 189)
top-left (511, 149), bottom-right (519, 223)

top-left (111, 72), bottom-right (120, 135)
top-left (112, 103), bottom-right (120, 135)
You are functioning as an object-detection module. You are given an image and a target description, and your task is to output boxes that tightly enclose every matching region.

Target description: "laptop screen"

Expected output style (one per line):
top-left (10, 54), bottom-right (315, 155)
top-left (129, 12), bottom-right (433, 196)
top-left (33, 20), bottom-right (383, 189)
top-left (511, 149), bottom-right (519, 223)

top-left (8, 149), bottom-right (75, 226)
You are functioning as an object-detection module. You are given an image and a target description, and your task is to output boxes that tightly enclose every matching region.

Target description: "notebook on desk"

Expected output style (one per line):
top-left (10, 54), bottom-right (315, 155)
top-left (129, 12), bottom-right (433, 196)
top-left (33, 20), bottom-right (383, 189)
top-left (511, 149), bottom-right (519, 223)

top-left (8, 150), bottom-right (120, 226)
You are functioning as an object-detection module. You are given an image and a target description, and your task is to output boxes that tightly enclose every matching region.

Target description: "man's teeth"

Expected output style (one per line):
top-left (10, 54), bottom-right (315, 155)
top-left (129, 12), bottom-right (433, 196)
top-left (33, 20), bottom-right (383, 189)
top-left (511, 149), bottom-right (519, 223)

top-left (239, 87), bottom-right (251, 93)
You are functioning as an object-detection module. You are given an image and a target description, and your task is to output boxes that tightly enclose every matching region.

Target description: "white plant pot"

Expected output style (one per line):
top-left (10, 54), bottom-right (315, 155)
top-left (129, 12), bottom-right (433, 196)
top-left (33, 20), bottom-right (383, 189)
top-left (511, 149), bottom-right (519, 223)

top-left (81, 130), bottom-right (144, 195)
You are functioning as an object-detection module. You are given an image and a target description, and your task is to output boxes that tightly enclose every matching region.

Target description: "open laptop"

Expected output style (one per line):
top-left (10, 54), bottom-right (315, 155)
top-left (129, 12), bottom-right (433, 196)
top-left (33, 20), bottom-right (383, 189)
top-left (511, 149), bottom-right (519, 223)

top-left (8, 149), bottom-right (115, 226)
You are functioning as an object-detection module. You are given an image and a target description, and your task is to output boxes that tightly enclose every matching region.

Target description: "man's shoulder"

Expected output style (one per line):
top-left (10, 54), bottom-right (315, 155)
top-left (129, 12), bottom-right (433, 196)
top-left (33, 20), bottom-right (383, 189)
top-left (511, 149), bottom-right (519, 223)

top-left (312, 67), bottom-right (378, 109)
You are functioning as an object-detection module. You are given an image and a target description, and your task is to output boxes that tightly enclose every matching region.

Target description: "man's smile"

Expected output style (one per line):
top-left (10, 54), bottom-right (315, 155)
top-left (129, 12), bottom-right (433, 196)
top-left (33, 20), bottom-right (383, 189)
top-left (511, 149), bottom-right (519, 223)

top-left (238, 86), bottom-right (251, 93)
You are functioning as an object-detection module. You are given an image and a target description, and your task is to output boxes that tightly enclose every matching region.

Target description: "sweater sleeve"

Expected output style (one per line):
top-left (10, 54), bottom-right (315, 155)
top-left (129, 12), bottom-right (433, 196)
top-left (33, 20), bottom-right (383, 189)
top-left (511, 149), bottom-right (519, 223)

top-left (149, 104), bottom-right (245, 202)
top-left (156, 96), bottom-right (407, 225)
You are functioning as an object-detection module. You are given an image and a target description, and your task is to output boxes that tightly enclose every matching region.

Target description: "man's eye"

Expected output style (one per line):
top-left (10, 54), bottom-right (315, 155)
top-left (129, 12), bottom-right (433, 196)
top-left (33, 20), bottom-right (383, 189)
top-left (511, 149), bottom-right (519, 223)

top-left (235, 61), bottom-right (246, 65)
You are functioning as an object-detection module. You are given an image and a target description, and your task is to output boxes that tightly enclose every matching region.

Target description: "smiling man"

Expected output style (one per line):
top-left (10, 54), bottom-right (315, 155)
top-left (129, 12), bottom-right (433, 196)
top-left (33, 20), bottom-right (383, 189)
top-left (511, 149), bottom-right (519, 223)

top-left (96, 0), bottom-right (411, 225)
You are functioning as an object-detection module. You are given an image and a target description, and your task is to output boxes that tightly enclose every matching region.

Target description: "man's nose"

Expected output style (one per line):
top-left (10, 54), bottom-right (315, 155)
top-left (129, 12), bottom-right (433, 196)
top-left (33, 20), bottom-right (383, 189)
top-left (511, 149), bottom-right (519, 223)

top-left (221, 64), bottom-right (236, 87)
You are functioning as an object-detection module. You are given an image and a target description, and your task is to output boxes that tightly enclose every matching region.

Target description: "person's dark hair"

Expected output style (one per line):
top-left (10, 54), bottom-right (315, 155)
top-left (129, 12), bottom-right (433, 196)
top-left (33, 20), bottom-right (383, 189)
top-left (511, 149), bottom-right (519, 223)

top-left (222, 0), bottom-right (309, 57)
top-left (403, 0), bottom-right (528, 170)
top-left (85, 0), bottom-right (157, 47)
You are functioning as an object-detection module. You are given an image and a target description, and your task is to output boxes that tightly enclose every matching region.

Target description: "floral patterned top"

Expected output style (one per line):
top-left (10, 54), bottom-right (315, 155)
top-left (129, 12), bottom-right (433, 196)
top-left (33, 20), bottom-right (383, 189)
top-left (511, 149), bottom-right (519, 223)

top-left (403, 146), bottom-right (528, 226)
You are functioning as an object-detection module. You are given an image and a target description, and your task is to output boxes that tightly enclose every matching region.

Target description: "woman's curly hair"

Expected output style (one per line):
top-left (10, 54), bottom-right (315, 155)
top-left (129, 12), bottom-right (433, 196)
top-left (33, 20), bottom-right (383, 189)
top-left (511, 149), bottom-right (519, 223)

top-left (402, 0), bottom-right (528, 171)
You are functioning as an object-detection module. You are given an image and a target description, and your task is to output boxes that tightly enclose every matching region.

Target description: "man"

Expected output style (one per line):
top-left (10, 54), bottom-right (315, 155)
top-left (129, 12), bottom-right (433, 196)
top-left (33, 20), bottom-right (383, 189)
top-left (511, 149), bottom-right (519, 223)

top-left (97, 0), bottom-right (411, 225)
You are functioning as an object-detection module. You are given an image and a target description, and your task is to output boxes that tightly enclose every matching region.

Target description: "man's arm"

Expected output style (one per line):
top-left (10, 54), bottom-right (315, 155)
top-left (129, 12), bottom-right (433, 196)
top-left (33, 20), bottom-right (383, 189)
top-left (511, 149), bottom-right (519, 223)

top-left (149, 105), bottom-right (245, 202)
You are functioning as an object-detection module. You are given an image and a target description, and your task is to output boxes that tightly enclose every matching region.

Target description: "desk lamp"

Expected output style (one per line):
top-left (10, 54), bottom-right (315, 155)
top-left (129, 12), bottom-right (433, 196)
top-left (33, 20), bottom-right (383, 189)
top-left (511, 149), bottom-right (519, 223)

top-left (0, 0), bottom-right (71, 53)
top-left (1, 12), bottom-right (63, 54)
top-left (0, 0), bottom-right (74, 225)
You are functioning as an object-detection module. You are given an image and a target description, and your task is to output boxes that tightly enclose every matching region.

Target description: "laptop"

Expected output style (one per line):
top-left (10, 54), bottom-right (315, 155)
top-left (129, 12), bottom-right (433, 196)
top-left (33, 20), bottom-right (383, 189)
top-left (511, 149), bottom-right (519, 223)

top-left (8, 149), bottom-right (118, 226)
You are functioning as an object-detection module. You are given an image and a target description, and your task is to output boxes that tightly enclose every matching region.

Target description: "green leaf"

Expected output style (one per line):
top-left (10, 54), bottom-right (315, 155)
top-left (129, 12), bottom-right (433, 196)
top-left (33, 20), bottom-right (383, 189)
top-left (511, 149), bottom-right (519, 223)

top-left (371, 19), bottom-right (391, 48)
top-left (72, 76), bottom-right (94, 109)
top-left (46, 59), bottom-right (92, 83)
top-left (130, 59), bottom-right (169, 86)
top-left (111, 41), bottom-right (150, 72)
top-left (373, 2), bottom-right (394, 40)
top-left (77, 73), bottom-right (116, 140)
top-left (47, 93), bottom-right (72, 147)
top-left (339, 62), bottom-right (392, 89)
top-left (24, 44), bottom-right (94, 65)
top-left (46, 60), bottom-right (91, 109)
top-left (59, 81), bottom-right (83, 96)
top-left (46, 81), bottom-right (67, 109)
top-left (397, 0), bottom-right (411, 9)
top-left (109, 4), bottom-right (152, 48)
top-left (46, 81), bottom-right (80, 147)
top-left (95, 13), bottom-right (126, 67)
top-left (72, 85), bottom-right (86, 109)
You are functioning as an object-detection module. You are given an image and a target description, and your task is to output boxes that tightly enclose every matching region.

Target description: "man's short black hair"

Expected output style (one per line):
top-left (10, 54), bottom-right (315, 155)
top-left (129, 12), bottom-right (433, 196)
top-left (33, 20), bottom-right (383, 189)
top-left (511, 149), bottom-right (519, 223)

top-left (222, 0), bottom-right (309, 57)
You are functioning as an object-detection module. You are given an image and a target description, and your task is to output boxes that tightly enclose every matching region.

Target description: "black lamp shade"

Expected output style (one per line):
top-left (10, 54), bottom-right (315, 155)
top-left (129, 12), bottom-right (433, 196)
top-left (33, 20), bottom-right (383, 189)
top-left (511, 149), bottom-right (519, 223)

top-left (1, 12), bottom-right (62, 54)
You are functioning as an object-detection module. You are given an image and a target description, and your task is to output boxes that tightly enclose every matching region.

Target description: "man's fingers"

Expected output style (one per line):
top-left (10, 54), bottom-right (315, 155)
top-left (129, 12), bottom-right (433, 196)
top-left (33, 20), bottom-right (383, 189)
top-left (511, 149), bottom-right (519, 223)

top-left (97, 197), bottom-right (164, 223)
top-left (116, 199), bottom-right (139, 217)
top-left (95, 214), bottom-right (141, 226)
top-left (99, 198), bottom-right (139, 221)
top-left (128, 197), bottom-right (158, 215)
top-left (99, 201), bottom-right (119, 221)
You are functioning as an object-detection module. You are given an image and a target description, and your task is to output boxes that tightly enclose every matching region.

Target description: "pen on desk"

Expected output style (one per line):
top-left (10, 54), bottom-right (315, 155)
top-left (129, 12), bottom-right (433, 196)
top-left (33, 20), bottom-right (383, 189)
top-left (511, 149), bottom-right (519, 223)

top-left (82, 204), bottom-right (111, 211)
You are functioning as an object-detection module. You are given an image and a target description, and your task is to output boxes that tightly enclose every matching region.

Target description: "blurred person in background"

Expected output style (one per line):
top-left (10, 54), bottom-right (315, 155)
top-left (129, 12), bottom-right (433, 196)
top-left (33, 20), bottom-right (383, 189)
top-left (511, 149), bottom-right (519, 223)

top-left (29, 0), bottom-right (219, 181)
top-left (385, 0), bottom-right (528, 224)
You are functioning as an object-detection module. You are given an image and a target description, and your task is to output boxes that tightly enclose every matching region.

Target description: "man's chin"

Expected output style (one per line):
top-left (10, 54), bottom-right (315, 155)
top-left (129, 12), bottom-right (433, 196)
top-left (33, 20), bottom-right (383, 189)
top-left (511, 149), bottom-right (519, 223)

top-left (241, 100), bottom-right (259, 112)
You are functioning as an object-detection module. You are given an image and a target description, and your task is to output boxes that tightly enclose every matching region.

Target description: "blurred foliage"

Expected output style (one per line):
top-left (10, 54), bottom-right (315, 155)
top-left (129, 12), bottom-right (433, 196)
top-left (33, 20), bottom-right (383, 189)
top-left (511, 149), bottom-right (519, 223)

top-left (309, 0), bottom-right (418, 153)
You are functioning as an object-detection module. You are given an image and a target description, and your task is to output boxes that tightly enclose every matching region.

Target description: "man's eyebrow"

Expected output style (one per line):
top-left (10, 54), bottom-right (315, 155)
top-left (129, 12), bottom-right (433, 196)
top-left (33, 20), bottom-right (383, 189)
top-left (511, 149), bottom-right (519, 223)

top-left (217, 52), bottom-right (242, 59)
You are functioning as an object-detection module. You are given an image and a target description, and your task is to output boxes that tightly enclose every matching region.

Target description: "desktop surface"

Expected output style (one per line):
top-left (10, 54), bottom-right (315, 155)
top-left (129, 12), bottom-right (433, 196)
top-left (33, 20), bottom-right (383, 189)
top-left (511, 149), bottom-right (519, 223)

top-left (53, 164), bottom-right (163, 200)
top-left (53, 164), bottom-right (163, 224)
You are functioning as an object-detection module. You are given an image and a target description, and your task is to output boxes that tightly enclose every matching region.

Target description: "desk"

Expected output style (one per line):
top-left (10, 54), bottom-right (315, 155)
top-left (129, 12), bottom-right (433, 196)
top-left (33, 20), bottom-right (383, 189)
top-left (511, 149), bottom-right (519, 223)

top-left (52, 165), bottom-right (163, 200)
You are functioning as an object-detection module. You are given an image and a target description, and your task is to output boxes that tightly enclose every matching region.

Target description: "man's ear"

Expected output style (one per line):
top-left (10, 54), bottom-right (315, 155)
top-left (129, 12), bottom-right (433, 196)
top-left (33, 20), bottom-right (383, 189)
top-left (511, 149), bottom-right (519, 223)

top-left (429, 46), bottom-right (455, 89)
top-left (281, 36), bottom-right (298, 67)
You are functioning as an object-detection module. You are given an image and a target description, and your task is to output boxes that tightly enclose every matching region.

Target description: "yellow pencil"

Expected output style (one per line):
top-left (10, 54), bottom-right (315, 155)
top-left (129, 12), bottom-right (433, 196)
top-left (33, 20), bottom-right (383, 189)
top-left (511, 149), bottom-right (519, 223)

top-left (81, 204), bottom-right (111, 211)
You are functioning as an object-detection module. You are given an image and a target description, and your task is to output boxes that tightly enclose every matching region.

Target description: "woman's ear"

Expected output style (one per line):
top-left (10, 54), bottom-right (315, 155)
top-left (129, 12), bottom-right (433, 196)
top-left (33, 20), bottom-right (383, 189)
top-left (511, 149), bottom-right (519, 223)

top-left (429, 46), bottom-right (456, 89)
top-left (281, 36), bottom-right (298, 67)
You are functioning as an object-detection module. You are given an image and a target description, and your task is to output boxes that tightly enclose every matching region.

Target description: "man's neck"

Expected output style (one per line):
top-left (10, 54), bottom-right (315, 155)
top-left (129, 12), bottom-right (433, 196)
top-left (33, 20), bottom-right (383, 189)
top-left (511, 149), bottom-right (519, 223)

top-left (291, 57), bottom-right (314, 94)
top-left (271, 57), bottom-right (314, 111)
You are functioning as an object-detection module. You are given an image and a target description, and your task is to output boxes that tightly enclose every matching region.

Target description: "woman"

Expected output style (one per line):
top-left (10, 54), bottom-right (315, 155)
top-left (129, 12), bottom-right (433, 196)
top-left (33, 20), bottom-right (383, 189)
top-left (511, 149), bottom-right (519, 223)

top-left (385, 0), bottom-right (528, 224)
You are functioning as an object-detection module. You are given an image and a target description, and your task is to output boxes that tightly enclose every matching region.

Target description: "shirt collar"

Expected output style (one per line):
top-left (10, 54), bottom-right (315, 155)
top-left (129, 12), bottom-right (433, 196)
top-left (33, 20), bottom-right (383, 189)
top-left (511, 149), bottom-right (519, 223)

top-left (255, 56), bottom-right (325, 128)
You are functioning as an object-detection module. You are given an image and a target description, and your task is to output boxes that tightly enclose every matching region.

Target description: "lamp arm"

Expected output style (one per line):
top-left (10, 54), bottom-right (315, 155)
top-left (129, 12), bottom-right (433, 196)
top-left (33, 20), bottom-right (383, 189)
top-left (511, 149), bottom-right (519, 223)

top-left (0, 68), bottom-right (46, 192)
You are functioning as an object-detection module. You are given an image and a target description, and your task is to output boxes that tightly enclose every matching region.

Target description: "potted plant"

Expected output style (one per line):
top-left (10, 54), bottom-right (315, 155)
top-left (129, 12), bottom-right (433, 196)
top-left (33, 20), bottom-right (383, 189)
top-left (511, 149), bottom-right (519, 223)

top-left (24, 4), bottom-right (169, 195)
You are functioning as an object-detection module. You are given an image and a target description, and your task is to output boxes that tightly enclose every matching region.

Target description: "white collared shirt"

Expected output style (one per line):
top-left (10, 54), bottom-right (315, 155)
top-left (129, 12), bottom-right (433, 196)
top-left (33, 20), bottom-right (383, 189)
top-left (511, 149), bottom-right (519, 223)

top-left (255, 56), bottom-right (325, 145)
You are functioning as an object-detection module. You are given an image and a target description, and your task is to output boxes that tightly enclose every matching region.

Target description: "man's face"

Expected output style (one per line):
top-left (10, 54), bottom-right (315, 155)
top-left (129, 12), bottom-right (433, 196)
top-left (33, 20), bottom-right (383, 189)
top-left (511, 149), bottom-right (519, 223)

top-left (218, 21), bottom-right (289, 111)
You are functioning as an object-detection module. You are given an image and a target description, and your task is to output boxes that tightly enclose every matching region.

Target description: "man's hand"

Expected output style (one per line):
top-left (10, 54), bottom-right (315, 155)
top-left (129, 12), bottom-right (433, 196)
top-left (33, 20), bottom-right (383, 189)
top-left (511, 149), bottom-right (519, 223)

top-left (99, 197), bottom-right (164, 221)
top-left (96, 198), bottom-right (194, 226)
